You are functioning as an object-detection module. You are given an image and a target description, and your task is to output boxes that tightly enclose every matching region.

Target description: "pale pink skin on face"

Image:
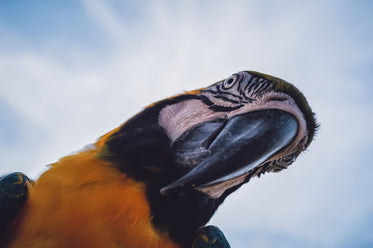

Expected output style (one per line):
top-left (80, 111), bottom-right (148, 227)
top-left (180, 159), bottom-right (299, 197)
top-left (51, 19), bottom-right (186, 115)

top-left (158, 73), bottom-right (309, 198)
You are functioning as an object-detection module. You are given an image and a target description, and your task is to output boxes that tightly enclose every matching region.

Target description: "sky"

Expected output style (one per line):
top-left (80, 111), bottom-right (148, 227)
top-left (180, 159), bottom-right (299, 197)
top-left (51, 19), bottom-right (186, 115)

top-left (0, 0), bottom-right (372, 247)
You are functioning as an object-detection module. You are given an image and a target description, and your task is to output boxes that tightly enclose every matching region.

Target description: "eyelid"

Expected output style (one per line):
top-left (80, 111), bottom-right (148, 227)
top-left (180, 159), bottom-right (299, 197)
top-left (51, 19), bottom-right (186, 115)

top-left (223, 75), bottom-right (237, 89)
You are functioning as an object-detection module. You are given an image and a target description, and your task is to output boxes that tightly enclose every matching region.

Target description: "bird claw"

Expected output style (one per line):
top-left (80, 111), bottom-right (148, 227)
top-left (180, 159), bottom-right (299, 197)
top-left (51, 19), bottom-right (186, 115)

top-left (0, 172), bottom-right (32, 198)
top-left (0, 172), bottom-right (33, 234)
top-left (192, 225), bottom-right (231, 248)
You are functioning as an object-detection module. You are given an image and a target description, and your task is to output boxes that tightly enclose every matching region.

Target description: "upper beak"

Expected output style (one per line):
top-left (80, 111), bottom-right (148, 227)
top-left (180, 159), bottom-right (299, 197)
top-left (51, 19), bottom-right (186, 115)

top-left (160, 109), bottom-right (298, 195)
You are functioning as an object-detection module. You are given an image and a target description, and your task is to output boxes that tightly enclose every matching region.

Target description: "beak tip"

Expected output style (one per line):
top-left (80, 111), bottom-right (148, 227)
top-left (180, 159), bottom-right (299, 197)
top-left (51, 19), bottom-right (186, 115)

top-left (161, 110), bottom-right (298, 196)
top-left (161, 181), bottom-right (192, 195)
top-left (160, 188), bottom-right (168, 195)
top-left (160, 184), bottom-right (180, 195)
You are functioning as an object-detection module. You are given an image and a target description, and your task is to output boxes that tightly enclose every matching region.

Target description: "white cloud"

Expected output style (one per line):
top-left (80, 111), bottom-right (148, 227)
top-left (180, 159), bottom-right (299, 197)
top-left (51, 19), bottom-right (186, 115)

top-left (81, 0), bottom-right (127, 43)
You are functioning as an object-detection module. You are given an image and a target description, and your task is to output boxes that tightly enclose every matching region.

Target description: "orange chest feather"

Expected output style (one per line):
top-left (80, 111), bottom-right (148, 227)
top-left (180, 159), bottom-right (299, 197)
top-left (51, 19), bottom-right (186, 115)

top-left (6, 150), bottom-right (180, 248)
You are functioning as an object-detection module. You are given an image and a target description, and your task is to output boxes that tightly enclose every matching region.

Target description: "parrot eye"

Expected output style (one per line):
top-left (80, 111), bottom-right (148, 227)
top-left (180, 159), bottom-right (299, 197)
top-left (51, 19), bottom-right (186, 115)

top-left (223, 75), bottom-right (237, 89)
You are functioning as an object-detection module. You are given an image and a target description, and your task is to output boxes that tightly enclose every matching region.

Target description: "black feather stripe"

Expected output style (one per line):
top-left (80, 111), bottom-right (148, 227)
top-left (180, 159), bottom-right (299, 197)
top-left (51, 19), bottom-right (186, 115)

top-left (203, 89), bottom-right (219, 95)
top-left (209, 104), bottom-right (243, 112)
top-left (213, 95), bottom-right (241, 104)
top-left (246, 77), bottom-right (259, 94)
top-left (253, 79), bottom-right (272, 96)
top-left (203, 89), bottom-right (244, 101)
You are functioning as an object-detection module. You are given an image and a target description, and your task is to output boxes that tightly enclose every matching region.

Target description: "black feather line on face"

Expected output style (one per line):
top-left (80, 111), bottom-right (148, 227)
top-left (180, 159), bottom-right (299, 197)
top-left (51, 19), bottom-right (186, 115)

top-left (209, 104), bottom-right (243, 112)
top-left (245, 76), bottom-right (257, 94)
top-left (237, 75), bottom-right (246, 96)
top-left (213, 95), bottom-right (242, 104)
top-left (251, 79), bottom-right (272, 96)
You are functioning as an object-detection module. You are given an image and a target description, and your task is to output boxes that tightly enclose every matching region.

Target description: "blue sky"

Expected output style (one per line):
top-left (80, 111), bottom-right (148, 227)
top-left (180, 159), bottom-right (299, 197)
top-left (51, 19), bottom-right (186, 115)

top-left (0, 1), bottom-right (372, 247)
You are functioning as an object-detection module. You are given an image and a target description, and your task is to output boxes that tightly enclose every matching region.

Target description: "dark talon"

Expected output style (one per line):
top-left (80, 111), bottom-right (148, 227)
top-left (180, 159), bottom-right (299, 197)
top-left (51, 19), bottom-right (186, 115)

top-left (192, 225), bottom-right (231, 248)
top-left (0, 172), bottom-right (32, 234)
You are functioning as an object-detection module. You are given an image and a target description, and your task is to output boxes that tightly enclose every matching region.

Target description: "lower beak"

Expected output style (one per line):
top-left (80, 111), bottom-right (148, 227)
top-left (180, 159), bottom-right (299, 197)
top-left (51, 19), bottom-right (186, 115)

top-left (161, 109), bottom-right (298, 195)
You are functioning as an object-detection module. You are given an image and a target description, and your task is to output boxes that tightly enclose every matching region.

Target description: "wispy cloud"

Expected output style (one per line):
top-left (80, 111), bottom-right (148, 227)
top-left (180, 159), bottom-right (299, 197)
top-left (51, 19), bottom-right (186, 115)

top-left (81, 0), bottom-right (127, 42)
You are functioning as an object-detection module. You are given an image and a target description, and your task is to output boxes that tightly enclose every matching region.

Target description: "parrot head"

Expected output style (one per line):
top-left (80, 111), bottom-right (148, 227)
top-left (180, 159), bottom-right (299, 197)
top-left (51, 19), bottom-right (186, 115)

top-left (97, 71), bottom-right (318, 244)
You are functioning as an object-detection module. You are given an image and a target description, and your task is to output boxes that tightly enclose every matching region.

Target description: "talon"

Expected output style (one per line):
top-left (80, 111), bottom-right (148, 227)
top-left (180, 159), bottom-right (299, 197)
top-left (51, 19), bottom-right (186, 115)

top-left (0, 172), bottom-right (32, 234)
top-left (192, 225), bottom-right (231, 248)
top-left (0, 172), bottom-right (32, 198)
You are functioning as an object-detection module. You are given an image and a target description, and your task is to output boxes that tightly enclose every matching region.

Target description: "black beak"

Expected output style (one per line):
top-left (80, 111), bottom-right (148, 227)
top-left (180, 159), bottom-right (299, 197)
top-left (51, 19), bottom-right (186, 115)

top-left (160, 109), bottom-right (298, 195)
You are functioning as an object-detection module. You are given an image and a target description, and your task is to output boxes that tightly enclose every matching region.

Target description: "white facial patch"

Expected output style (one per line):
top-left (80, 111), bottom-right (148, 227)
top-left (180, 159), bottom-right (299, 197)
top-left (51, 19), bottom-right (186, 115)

top-left (159, 91), bottom-right (307, 159)
top-left (158, 99), bottom-right (228, 143)
top-left (158, 87), bottom-right (309, 199)
top-left (228, 92), bottom-right (308, 158)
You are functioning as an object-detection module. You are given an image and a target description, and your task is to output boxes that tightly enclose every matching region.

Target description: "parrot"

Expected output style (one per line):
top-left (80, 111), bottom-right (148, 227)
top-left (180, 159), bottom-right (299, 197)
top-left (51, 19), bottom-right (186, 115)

top-left (0, 71), bottom-right (317, 247)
